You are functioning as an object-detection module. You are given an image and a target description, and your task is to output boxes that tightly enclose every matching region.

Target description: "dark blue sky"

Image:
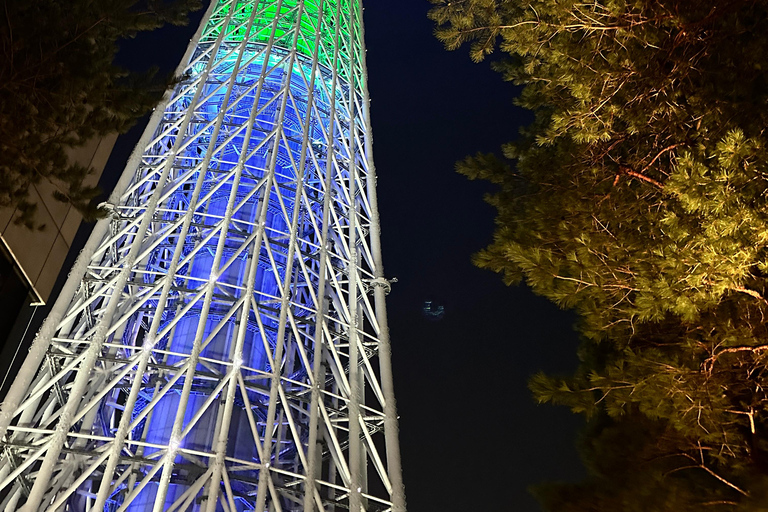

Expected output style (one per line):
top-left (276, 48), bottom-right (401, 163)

top-left (106, 2), bottom-right (587, 510)
top-left (364, 3), bottom-right (585, 511)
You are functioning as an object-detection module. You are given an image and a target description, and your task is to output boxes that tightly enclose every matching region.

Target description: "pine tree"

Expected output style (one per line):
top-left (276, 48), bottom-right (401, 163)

top-left (0, 0), bottom-right (202, 228)
top-left (429, 0), bottom-right (768, 508)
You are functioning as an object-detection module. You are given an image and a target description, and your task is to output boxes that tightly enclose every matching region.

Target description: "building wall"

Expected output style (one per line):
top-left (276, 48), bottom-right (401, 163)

top-left (0, 135), bottom-right (117, 397)
top-left (0, 134), bottom-right (117, 304)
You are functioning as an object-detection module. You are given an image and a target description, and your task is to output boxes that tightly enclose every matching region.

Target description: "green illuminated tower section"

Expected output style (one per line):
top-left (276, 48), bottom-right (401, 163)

top-left (0, 1), bottom-right (406, 511)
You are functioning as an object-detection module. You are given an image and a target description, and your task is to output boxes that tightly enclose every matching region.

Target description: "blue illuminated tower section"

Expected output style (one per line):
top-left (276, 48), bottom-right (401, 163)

top-left (0, 2), bottom-right (406, 512)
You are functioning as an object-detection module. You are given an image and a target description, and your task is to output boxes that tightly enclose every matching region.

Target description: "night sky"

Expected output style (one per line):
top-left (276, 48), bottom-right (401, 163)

top-left (98, 1), bottom-right (587, 510)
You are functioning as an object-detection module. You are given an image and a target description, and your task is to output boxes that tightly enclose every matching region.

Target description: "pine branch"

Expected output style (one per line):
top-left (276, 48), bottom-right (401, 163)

top-left (619, 166), bottom-right (665, 190)
top-left (729, 285), bottom-right (768, 306)
top-left (696, 465), bottom-right (750, 497)
top-left (639, 144), bottom-right (680, 176)
top-left (674, 453), bottom-right (750, 497)
top-left (703, 344), bottom-right (768, 372)
top-left (711, 344), bottom-right (768, 357)
top-left (724, 409), bottom-right (756, 434)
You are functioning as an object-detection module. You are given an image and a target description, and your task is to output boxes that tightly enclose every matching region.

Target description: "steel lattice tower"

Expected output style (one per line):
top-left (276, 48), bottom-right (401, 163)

top-left (0, 1), bottom-right (406, 510)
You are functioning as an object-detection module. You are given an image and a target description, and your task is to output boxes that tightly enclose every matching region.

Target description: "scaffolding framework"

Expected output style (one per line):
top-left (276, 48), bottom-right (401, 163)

top-left (0, 1), bottom-right (405, 511)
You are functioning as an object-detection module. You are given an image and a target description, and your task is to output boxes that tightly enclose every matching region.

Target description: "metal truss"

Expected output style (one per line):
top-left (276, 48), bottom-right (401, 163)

top-left (0, 1), bottom-right (405, 511)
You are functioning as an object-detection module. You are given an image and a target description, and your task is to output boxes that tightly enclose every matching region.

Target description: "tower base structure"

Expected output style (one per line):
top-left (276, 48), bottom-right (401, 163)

top-left (0, 2), bottom-right (406, 511)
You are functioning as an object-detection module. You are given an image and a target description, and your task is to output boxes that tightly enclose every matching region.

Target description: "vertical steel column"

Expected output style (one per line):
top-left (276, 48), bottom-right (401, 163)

top-left (358, 3), bottom-right (407, 508)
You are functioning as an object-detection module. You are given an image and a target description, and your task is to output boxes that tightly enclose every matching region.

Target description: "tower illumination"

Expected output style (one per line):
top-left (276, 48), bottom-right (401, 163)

top-left (0, 2), bottom-right (406, 511)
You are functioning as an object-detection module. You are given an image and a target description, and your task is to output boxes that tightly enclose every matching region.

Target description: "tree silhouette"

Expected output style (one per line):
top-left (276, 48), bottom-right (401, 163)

top-left (0, 0), bottom-right (202, 228)
top-left (430, 0), bottom-right (768, 508)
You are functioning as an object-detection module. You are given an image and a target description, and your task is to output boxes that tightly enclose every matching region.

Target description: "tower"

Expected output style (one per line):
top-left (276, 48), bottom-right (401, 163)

top-left (0, 1), bottom-right (406, 511)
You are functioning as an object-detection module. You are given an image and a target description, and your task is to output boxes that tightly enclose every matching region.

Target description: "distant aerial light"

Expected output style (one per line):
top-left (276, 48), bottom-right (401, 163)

top-left (423, 300), bottom-right (445, 320)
